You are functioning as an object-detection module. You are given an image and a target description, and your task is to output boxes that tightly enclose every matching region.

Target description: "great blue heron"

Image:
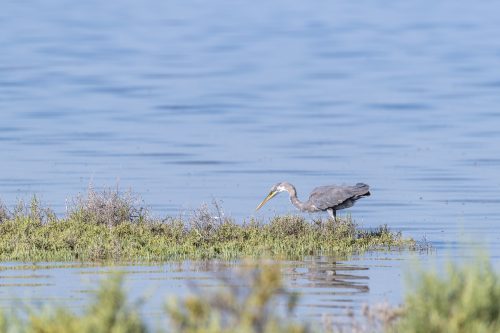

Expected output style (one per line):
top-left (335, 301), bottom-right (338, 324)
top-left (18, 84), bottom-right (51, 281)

top-left (255, 182), bottom-right (370, 221)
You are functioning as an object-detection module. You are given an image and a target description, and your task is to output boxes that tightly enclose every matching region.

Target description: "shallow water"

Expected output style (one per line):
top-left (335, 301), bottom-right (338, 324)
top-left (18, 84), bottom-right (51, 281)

top-left (1, 0), bottom-right (500, 321)
top-left (0, 254), bottom-right (416, 323)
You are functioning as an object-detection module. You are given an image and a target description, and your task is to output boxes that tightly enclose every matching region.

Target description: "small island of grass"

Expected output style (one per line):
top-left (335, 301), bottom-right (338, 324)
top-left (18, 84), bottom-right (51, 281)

top-left (0, 188), bottom-right (415, 262)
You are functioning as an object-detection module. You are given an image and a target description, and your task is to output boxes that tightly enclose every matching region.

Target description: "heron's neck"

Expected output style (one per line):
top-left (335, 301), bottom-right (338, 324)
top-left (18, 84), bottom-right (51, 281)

top-left (285, 186), bottom-right (306, 210)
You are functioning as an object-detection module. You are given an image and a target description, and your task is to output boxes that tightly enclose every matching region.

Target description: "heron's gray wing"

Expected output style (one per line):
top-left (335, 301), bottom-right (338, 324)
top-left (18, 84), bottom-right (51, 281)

top-left (308, 184), bottom-right (370, 210)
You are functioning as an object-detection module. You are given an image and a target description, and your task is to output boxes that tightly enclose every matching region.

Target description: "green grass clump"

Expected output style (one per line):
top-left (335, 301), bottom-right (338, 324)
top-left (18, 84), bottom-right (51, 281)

top-left (0, 190), bottom-right (414, 262)
top-left (0, 214), bottom-right (412, 262)
top-left (166, 263), bottom-right (309, 333)
top-left (0, 275), bottom-right (145, 333)
top-left (393, 257), bottom-right (500, 333)
top-left (68, 185), bottom-right (149, 226)
top-left (0, 200), bottom-right (9, 223)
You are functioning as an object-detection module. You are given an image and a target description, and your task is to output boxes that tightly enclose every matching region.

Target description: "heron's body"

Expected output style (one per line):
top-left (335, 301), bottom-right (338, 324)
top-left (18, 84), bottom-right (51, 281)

top-left (256, 182), bottom-right (370, 220)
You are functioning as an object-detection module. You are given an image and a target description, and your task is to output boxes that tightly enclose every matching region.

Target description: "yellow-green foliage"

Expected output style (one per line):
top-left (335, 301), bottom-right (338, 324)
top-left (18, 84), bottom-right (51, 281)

top-left (68, 186), bottom-right (148, 226)
top-left (166, 263), bottom-right (308, 333)
top-left (0, 200), bottom-right (9, 223)
top-left (394, 258), bottom-right (500, 333)
top-left (0, 214), bottom-right (412, 262)
top-left (0, 275), bottom-right (145, 333)
top-left (0, 194), bottom-right (413, 261)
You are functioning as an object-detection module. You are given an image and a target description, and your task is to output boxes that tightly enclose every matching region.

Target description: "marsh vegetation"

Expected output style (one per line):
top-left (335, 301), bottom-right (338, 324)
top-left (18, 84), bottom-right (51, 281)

top-left (0, 188), bottom-right (414, 262)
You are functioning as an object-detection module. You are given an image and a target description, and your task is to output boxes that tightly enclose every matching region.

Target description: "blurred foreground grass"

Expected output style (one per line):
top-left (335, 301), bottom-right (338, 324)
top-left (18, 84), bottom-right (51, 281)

top-left (393, 256), bottom-right (500, 333)
top-left (0, 188), bottom-right (414, 261)
top-left (1, 258), bottom-right (499, 333)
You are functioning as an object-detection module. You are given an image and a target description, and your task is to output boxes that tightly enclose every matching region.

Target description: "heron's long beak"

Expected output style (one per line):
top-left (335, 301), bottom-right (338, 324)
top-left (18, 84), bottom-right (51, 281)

top-left (255, 191), bottom-right (278, 211)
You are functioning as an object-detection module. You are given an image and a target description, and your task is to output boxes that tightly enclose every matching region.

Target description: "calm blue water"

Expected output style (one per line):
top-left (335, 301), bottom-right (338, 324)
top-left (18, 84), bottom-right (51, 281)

top-left (1, 0), bottom-right (500, 321)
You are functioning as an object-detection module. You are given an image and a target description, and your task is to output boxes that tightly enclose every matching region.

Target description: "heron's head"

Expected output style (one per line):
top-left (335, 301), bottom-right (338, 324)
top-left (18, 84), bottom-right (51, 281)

top-left (255, 182), bottom-right (287, 211)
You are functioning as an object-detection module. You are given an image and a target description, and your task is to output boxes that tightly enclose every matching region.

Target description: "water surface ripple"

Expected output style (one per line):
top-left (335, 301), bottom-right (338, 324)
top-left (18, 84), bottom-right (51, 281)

top-left (1, 0), bottom-right (500, 320)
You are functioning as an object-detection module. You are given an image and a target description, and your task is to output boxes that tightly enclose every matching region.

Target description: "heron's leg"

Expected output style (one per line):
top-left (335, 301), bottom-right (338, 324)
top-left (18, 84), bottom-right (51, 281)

top-left (327, 208), bottom-right (336, 221)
